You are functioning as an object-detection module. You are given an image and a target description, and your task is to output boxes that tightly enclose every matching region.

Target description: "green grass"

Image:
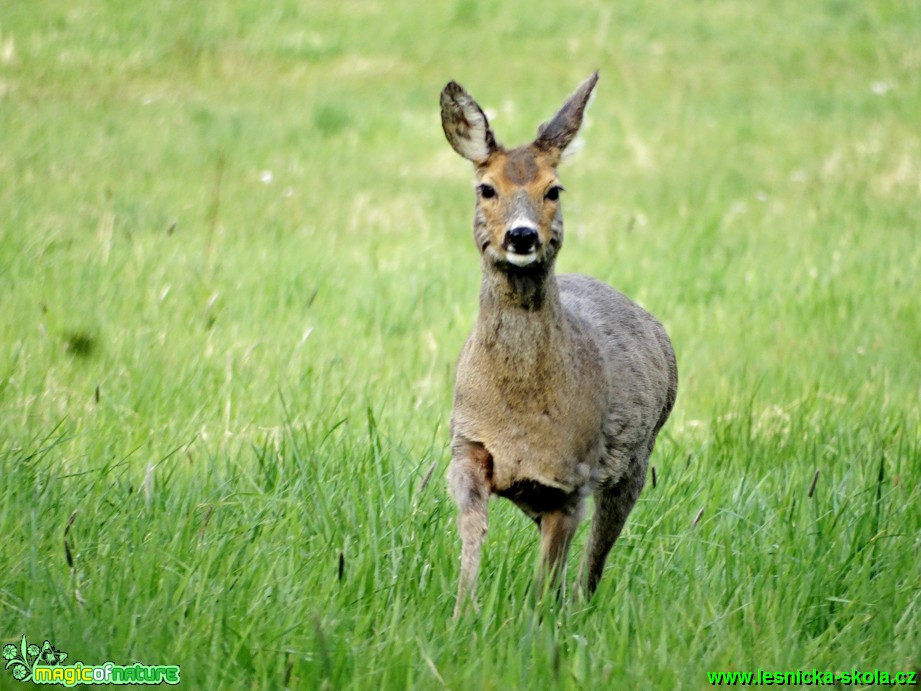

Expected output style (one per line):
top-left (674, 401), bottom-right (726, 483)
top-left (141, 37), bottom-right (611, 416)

top-left (1, 1), bottom-right (919, 688)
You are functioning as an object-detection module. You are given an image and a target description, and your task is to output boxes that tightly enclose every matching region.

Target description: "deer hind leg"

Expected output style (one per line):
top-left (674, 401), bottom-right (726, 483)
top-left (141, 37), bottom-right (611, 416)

top-left (535, 506), bottom-right (583, 599)
top-left (447, 440), bottom-right (493, 618)
top-left (579, 458), bottom-right (647, 598)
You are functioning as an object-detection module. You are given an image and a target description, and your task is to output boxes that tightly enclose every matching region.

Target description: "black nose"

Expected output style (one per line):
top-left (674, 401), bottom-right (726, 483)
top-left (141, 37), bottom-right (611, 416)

top-left (504, 226), bottom-right (539, 254)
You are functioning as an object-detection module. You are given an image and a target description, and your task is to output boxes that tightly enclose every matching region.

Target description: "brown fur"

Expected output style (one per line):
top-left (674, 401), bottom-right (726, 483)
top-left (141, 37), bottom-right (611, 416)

top-left (441, 73), bottom-right (678, 617)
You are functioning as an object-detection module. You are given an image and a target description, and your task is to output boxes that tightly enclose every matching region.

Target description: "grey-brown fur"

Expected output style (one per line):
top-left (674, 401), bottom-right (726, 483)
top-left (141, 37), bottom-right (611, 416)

top-left (441, 73), bottom-right (678, 617)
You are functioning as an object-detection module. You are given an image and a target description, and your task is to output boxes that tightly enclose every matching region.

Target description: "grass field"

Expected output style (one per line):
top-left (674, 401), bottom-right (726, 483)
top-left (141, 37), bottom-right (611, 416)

top-left (2, 1), bottom-right (919, 688)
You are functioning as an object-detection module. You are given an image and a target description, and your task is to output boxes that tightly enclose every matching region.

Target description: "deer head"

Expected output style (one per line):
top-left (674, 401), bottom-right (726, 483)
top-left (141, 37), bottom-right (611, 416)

top-left (440, 73), bottom-right (598, 272)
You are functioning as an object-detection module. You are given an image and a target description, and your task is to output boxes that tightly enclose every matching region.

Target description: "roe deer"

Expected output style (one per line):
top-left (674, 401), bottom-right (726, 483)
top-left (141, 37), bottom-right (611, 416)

top-left (440, 72), bottom-right (678, 617)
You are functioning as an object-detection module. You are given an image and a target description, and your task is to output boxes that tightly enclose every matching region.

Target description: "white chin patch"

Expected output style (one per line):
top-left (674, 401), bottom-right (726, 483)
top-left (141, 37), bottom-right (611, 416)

top-left (505, 251), bottom-right (538, 267)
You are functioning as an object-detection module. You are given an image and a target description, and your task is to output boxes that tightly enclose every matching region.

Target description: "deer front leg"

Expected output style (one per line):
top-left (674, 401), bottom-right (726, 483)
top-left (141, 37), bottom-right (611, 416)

top-left (447, 440), bottom-right (493, 618)
top-left (535, 506), bottom-right (582, 599)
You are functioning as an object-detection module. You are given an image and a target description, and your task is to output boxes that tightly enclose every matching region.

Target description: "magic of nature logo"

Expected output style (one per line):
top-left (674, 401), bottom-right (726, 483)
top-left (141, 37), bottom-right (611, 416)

top-left (3, 635), bottom-right (179, 686)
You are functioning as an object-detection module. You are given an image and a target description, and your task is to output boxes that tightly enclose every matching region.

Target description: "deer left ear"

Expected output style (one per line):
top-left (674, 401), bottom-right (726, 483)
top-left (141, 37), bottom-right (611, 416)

top-left (534, 72), bottom-right (599, 160)
top-left (441, 81), bottom-right (499, 165)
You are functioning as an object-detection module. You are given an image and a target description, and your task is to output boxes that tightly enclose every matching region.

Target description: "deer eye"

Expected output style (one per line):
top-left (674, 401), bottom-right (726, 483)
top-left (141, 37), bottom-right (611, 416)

top-left (544, 186), bottom-right (563, 202)
top-left (478, 184), bottom-right (497, 199)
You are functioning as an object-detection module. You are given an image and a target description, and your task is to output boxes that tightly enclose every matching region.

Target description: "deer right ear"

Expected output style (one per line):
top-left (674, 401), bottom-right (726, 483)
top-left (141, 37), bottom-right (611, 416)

top-left (440, 81), bottom-right (499, 165)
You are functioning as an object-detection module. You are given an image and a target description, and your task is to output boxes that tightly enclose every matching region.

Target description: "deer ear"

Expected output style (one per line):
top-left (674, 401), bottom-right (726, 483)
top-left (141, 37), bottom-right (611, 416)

top-left (441, 81), bottom-right (499, 164)
top-left (534, 72), bottom-right (598, 160)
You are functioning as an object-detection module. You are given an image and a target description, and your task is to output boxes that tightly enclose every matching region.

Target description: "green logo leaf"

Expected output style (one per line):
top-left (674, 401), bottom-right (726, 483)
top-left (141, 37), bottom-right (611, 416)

top-left (3, 635), bottom-right (68, 684)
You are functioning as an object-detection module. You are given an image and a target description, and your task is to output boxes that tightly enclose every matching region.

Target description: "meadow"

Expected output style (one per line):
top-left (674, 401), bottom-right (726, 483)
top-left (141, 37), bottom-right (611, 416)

top-left (1, 1), bottom-right (919, 688)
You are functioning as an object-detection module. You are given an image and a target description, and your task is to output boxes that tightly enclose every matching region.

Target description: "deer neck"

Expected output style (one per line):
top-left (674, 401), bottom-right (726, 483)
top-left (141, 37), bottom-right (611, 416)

top-left (473, 261), bottom-right (569, 377)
